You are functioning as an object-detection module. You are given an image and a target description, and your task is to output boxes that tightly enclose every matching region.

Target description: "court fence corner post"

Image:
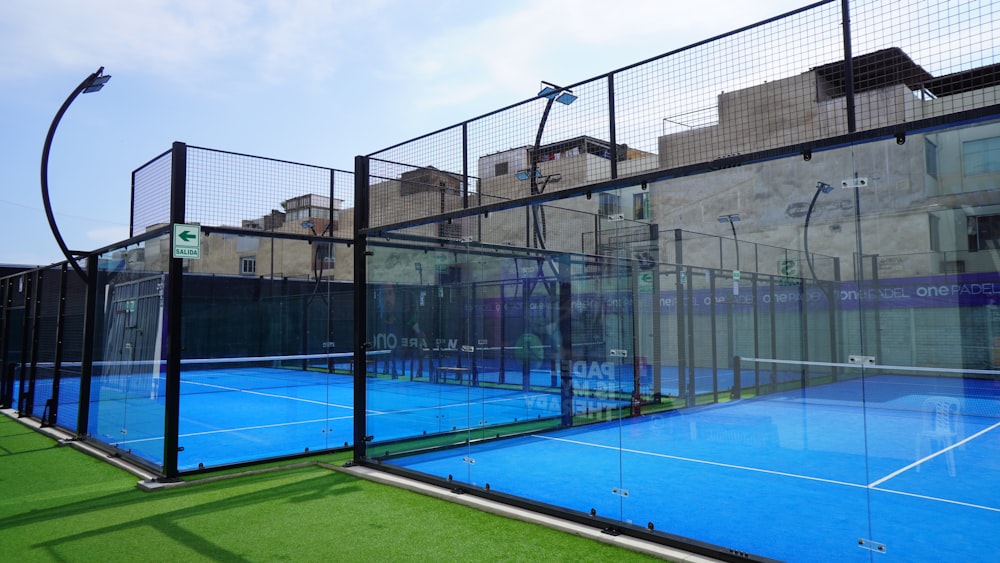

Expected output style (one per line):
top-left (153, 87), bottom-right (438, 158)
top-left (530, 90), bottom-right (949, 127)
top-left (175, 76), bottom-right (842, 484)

top-left (353, 154), bottom-right (370, 461)
top-left (162, 141), bottom-right (187, 480)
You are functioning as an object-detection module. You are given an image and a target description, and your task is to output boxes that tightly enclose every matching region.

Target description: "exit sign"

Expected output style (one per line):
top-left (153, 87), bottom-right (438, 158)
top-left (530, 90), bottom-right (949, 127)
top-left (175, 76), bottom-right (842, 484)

top-left (172, 224), bottom-right (201, 259)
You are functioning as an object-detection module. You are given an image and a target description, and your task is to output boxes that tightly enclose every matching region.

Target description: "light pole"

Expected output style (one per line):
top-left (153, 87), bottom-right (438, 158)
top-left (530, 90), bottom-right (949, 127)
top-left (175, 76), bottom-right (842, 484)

top-left (525, 81), bottom-right (576, 251)
top-left (718, 213), bottom-right (742, 397)
top-left (804, 182), bottom-right (834, 287)
top-left (41, 67), bottom-right (111, 282)
top-left (515, 169), bottom-right (561, 248)
top-left (718, 214), bottom-right (741, 272)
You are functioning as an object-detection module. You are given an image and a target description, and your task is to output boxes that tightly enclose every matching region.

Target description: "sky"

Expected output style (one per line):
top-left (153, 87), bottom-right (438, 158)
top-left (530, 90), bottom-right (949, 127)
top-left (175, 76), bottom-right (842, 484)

top-left (0, 0), bottom-right (811, 266)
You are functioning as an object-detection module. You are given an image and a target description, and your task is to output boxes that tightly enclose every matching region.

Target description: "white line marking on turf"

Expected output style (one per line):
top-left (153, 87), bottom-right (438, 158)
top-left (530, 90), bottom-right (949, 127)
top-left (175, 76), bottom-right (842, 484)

top-left (370, 393), bottom-right (555, 415)
top-left (867, 420), bottom-right (1000, 488)
top-left (532, 432), bottom-right (1000, 513)
top-left (530, 435), bottom-right (868, 490)
top-left (181, 379), bottom-right (352, 410)
top-left (116, 415), bottom-right (355, 444)
top-left (869, 486), bottom-right (1000, 513)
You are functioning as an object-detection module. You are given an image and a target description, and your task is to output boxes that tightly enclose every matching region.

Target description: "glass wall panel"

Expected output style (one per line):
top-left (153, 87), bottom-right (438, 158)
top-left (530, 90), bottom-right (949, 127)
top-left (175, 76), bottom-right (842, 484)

top-left (349, 1), bottom-right (1000, 560)
top-left (28, 268), bottom-right (57, 419)
top-left (27, 264), bottom-right (80, 428)
top-left (175, 234), bottom-right (354, 470)
top-left (87, 235), bottom-right (170, 470)
top-left (1, 274), bottom-right (28, 412)
top-left (54, 268), bottom-right (88, 430)
top-left (855, 122), bottom-right (1000, 561)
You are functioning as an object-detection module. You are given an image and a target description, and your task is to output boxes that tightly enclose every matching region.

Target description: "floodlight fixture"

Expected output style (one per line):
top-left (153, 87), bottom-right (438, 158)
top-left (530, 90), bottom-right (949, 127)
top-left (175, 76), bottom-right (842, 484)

top-left (82, 71), bottom-right (112, 93)
top-left (526, 80), bottom-right (579, 257)
top-left (538, 81), bottom-right (577, 105)
top-left (300, 220), bottom-right (317, 235)
top-left (555, 91), bottom-right (577, 105)
top-left (816, 181), bottom-right (834, 193)
top-left (515, 169), bottom-right (542, 181)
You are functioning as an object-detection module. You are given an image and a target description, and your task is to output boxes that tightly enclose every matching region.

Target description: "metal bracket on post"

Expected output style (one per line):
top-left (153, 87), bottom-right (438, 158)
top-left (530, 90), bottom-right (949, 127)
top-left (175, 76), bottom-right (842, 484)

top-left (858, 538), bottom-right (886, 554)
top-left (841, 177), bottom-right (869, 189)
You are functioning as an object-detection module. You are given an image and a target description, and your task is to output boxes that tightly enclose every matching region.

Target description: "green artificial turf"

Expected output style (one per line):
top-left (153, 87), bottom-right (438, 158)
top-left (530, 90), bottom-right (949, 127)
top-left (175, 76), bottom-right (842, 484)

top-left (0, 415), bottom-right (665, 562)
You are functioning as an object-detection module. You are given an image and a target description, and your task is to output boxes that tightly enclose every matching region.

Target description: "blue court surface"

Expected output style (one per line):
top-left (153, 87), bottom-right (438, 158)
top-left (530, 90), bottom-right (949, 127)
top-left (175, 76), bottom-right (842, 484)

top-left (20, 362), bottom-right (1000, 561)
top-left (389, 375), bottom-right (1000, 563)
top-left (31, 361), bottom-right (628, 471)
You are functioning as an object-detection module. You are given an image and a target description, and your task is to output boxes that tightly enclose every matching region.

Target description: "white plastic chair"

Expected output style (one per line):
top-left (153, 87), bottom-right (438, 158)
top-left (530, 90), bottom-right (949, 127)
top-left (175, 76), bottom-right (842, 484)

top-left (915, 397), bottom-right (962, 477)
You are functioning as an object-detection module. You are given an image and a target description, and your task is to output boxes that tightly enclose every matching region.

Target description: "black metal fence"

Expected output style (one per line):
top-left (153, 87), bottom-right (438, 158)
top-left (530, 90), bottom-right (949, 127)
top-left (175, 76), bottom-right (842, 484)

top-left (361, 0), bottom-right (1000, 232)
top-left (131, 143), bottom-right (353, 236)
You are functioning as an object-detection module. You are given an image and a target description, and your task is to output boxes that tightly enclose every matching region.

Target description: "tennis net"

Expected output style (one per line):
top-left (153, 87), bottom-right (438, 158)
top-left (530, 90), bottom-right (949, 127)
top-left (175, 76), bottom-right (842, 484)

top-left (736, 356), bottom-right (1000, 419)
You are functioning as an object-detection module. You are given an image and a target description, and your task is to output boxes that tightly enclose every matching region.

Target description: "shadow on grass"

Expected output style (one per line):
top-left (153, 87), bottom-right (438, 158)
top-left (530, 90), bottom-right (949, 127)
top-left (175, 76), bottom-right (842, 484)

top-left (1, 466), bottom-right (355, 529)
top-left (19, 468), bottom-right (361, 561)
top-left (0, 425), bottom-right (64, 457)
top-left (0, 444), bottom-right (60, 456)
top-left (0, 425), bottom-right (39, 439)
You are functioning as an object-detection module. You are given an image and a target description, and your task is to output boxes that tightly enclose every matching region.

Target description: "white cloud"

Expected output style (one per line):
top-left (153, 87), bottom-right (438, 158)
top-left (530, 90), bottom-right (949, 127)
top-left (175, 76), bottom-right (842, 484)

top-left (86, 225), bottom-right (131, 245)
top-left (0, 0), bottom-right (395, 92)
top-left (385, 0), bottom-right (811, 110)
top-left (0, 0), bottom-right (807, 104)
top-left (0, 1), bottom-right (242, 77)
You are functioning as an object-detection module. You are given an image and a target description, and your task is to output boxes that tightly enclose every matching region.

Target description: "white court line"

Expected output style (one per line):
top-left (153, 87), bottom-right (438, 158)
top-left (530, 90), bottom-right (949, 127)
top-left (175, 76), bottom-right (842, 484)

top-left (181, 415), bottom-right (352, 438)
top-left (870, 486), bottom-right (1000, 514)
top-left (117, 414), bottom-right (355, 444)
top-left (530, 435), bottom-right (869, 490)
top-left (531, 433), bottom-right (1000, 513)
top-left (868, 420), bottom-right (1000, 488)
top-left (370, 392), bottom-right (556, 416)
top-left (181, 378), bottom-right (352, 410)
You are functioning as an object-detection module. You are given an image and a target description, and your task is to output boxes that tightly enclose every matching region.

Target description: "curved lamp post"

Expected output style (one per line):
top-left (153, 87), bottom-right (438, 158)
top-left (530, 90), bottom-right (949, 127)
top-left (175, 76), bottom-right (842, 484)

top-left (804, 181), bottom-right (834, 284)
top-left (40, 66), bottom-right (111, 281)
top-left (523, 81), bottom-right (576, 251)
top-left (718, 213), bottom-right (741, 272)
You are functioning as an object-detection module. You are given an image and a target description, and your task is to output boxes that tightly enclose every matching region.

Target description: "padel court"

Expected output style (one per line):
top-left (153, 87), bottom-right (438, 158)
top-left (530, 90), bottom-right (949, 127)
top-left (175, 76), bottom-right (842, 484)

top-left (29, 354), bottom-right (631, 470)
top-left (390, 371), bottom-right (1000, 563)
top-left (6, 3), bottom-right (1000, 561)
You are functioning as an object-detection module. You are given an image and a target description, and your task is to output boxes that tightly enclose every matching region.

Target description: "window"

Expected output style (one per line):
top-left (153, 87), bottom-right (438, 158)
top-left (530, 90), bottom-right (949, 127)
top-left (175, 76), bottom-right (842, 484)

top-left (962, 137), bottom-right (1000, 177)
top-left (929, 214), bottom-right (940, 252)
top-left (236, 237), bottom-right (259, 253)
top-left (633, 192), bottom-right (649, 220)
top-left (968, 215), bottom-right (1000, 252)
top-left (925, 138), bottom-right (938, 179)
top-left (495, 162), bottom-right (509, 176)
top-left (240, 256), bottom-right (257, 275)
top-left (599, 193), bottom-right (621, 217)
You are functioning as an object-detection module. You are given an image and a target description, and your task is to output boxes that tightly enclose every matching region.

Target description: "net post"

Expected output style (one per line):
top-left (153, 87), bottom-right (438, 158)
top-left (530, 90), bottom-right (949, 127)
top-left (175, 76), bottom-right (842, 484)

top-left (731, 356), bottom-right (742, 400)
